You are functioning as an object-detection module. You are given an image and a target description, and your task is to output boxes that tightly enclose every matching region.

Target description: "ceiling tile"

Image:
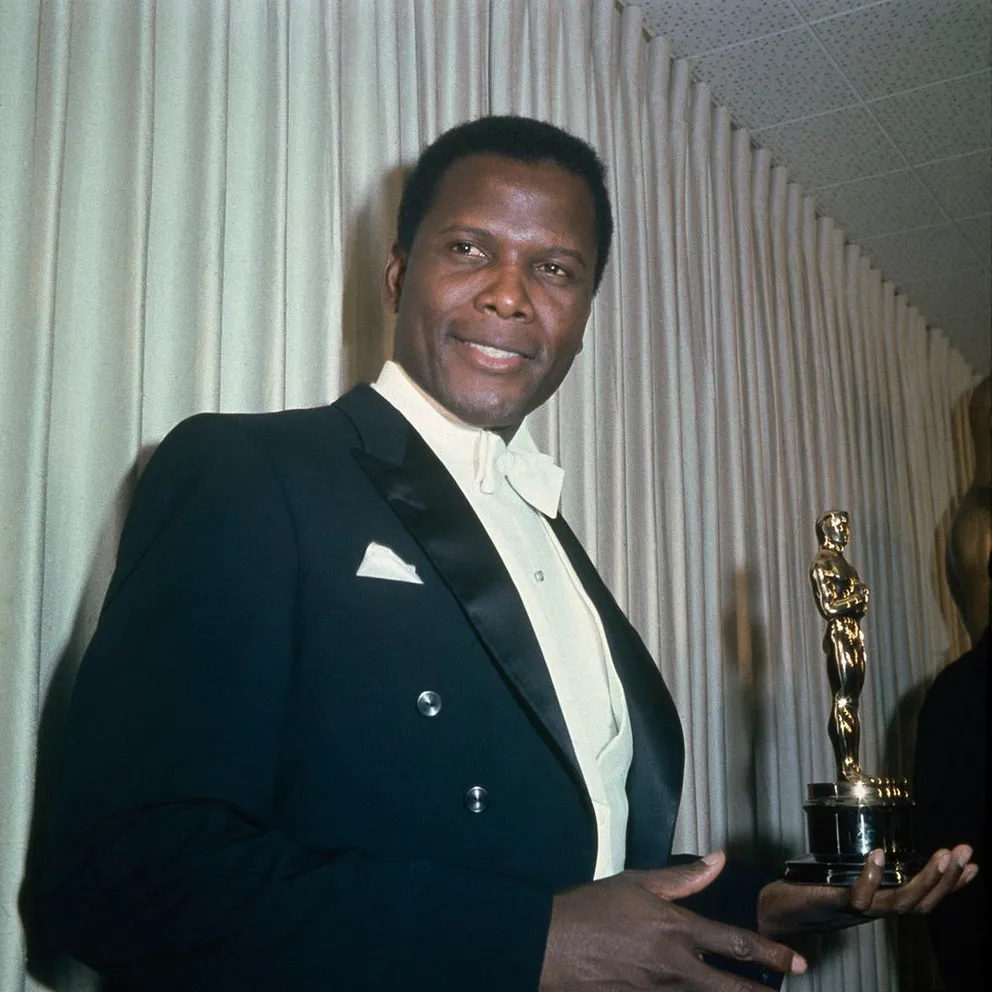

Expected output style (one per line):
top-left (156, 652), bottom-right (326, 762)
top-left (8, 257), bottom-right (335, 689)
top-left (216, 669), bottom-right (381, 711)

top-left (902, 268), bottom-right (991, 324)
top-left (932, 310), bottom-right (991, 374)
top-left (632, 1), bottom-right (802, 56)
top-left (689, 27), bottom-right (858, 128)
top-left (791, 0), bottom-right (878, 19)
top-left (957, 213), bottom-right (992, 267)
top-left (869, 71), bottom-right (992, 165)
top-left (752, 105), bottom-right (905, 189)
top-left (860, 223), bottom-right (980, 290)
top-left (630, 0), bottom-right (990, 373)
top-left (917, 150), bottom-right (992, 220)
top-left (812, 169), bottom-right (946, 240)
top-left (812, 0), bottom-right (991, 100)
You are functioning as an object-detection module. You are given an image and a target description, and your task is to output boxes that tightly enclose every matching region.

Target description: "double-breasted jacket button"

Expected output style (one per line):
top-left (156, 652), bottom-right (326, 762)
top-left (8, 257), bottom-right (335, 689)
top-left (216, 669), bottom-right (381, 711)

top-left (416, 690), bottom-right (442, 717)
top-left (464, 785), bottom-right (489, 813)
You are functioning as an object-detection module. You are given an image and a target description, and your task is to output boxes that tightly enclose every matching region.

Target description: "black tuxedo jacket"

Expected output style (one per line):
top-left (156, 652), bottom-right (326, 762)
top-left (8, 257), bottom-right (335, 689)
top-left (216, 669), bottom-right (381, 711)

top-left (41, 386), bottom-right (770, 990)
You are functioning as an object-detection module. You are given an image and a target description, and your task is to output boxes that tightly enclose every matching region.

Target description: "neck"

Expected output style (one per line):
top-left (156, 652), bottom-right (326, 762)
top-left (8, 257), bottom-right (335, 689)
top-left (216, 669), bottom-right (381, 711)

top-left (495, 422), bottom-right (521, 444)
top-left (388, 360), bottom-right (525, 443)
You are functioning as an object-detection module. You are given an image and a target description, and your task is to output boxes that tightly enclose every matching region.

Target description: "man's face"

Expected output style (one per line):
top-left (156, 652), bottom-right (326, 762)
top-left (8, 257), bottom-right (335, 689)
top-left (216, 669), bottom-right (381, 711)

top-left (384, 153), bottom-right (598, 435)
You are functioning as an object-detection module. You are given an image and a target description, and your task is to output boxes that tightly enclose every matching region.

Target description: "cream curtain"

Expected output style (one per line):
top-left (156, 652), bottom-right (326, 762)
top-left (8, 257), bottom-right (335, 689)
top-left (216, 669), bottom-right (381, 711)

top-left (0, 2), bottom-right (977, 990)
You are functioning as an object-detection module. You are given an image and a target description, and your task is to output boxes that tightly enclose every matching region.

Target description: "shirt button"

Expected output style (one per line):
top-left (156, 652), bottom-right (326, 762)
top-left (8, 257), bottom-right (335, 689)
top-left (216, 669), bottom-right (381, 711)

top-left (464, 785), bottom-right (489, 813)
top-left (416, 690), bottom-right (442, 717)
top-left (534, 570), bottom-right (545, 582)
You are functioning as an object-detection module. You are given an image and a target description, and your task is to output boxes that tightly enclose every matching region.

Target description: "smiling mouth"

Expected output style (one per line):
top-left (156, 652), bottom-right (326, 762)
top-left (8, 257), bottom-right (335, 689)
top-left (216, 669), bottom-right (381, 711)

top-left (467, 342), bottom-right (525, 360)
top-left (451, 334), bottom-right (532, 373)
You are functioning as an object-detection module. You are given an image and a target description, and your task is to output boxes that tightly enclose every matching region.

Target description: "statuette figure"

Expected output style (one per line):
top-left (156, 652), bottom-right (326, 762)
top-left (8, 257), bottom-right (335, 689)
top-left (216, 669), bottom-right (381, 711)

top-left (810, 510), bottom-right (869, 783)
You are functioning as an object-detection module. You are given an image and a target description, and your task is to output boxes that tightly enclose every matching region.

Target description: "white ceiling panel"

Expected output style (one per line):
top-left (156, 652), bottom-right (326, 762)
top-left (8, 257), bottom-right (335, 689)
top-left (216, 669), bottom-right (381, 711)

top-left (859, 223), bottom-right (981, 290)
top-left (938, 310), bottom-right (992, 370)
top-left (752, 105), bottom-right (904, 189)
top-left (636, 0), bottom-right (801, 55)
top-left (957, 214), bottom-right (992, 267)
top-left (812, 0), bottom-right (990, 101)
top-left (812, 169), bottom-right (947, 240)
top-left (869, 71), bottom-right (992, 165)
top-left (688, 28), bottom-right (858, 128)
top-left (917, 150), bottom-right (992, 219)
top-left (790, 0), bottom-right (878, 20)
top-left (625, 0), bottom-right (992, 373)
top-left (902, 268), bottom-right (992, 325)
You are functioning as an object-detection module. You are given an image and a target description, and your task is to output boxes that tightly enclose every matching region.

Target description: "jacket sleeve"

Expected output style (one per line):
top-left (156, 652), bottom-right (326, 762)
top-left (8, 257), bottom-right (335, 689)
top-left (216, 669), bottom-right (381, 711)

top-left (39, 414), bottom-right (551, 991)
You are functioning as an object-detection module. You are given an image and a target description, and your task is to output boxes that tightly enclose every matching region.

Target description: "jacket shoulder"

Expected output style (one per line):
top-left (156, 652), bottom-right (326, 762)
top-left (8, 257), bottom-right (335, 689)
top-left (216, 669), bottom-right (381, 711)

top-left (162, 403), bottom-right (357, 454)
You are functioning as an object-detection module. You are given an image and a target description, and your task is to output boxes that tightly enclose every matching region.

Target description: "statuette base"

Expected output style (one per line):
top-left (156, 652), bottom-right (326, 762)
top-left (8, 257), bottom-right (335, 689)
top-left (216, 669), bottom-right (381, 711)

top-left (784, 779), bottom-right (923, 888)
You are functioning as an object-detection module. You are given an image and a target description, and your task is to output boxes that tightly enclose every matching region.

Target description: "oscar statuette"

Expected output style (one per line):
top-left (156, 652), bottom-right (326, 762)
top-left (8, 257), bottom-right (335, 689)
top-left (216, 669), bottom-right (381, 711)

top-left (785, 511), bottom-right (923, 886)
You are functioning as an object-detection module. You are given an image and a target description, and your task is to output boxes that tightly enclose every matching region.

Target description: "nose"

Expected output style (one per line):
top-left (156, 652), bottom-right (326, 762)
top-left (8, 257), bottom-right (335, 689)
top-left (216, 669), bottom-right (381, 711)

top-left (475, 262), bottom-right (533, 321)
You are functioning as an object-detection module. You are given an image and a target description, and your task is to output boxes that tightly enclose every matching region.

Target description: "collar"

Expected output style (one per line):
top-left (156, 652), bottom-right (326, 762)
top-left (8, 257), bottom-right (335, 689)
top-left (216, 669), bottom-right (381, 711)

top-left (371, 360), bottom-right (563, 517)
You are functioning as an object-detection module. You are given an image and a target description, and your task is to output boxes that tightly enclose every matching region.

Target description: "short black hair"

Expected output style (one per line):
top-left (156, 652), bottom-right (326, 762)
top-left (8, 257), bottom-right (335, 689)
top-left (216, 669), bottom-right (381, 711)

top-left (395, 116), bottom-right (614, 291)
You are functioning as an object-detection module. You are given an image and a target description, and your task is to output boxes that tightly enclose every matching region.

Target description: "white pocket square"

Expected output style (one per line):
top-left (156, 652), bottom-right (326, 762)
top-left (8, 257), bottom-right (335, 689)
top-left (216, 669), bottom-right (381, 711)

top-left (356, 541), bottom-right (424, 585)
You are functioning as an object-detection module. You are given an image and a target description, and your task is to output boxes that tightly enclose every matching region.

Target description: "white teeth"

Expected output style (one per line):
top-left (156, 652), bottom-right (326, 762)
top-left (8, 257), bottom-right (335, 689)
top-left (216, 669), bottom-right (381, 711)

top-left (469, 343), bottom-right (520, 359)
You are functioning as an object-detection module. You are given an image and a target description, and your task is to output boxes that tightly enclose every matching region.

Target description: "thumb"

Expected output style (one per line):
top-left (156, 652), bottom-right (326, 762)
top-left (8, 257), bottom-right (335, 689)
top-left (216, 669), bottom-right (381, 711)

top-left (639, 851), bottom-right (726, 901)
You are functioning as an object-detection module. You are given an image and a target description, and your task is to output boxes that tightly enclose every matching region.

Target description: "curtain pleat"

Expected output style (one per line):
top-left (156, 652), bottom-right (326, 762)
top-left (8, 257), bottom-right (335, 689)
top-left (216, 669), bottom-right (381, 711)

top-left (0, 3), bottom-right (979, 990)
top-left (1, 3), bottom-right (57, 990)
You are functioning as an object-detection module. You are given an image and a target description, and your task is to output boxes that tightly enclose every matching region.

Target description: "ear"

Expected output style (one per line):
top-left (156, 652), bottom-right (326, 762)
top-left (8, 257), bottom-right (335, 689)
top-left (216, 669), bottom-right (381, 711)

top-left (383, 243), bottom-right (408, 314)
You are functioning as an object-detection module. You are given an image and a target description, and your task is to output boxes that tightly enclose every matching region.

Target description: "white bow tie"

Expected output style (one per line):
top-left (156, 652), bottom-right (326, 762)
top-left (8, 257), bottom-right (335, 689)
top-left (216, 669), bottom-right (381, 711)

top-left (476, 434), bottom-right (564, 518)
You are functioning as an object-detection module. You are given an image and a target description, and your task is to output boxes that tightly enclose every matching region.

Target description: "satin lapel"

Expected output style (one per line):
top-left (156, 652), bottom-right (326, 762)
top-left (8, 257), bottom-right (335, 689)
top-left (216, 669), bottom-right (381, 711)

top-left (334, 386), bottom-right (584, 790)
top-left (547, 514), bottom-right (685, 866)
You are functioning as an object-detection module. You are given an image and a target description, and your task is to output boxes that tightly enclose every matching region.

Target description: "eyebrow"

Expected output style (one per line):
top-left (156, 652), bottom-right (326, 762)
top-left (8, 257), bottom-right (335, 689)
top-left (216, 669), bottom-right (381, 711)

top-left (436, 224), bottom-right (589, 270)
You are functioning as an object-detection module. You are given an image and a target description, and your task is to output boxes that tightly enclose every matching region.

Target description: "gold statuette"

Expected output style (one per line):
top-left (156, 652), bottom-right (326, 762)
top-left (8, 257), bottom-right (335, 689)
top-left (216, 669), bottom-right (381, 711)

top-left (812, 510), bottom-right (869, 784)
top-left (785, 511), bottom-right (922, 887)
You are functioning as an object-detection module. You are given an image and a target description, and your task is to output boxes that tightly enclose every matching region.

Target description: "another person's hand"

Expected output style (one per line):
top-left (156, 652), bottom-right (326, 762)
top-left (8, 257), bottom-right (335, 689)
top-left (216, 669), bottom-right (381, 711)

top-left (539, 851), bottom-right (807, 991)
top-left (757, 845), bottom-right (978, 938)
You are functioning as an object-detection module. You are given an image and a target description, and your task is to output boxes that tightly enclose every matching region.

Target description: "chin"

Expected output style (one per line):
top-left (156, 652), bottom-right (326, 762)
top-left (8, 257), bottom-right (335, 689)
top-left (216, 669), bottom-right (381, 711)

top-left (449, 396), bottom-right (525, 433)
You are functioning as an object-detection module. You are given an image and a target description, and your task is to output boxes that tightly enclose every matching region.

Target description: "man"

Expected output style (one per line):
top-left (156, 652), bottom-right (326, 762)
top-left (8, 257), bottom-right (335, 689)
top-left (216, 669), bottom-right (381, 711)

top-left (914, 622), bottom-right (987, 990)
top-left (39, 117), bottom-right (974, 990)
top-left (809, 510), bottom-right (870, 783)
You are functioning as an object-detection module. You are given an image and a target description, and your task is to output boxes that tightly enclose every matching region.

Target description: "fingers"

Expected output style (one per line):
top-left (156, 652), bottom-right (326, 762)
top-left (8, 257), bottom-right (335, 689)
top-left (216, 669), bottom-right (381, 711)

top-left (916, 845), bottom-right (973, 913)
top-left (638, 851), bottom-right (726, 901)
top-left (948, 843), bottom-right (975, 888)
top-left (634, 864), bottom-right (809, 982)
top-left (687, 910), bottom-right (808, 980)
top-left (542, 873), bottom-right (806, 992)
top-left (850, 845), bottom-right (978, 917)
top-left (849, 848), bottom-right (886, 912)
top-left (675, 953), bottom-right (802, 992)
top-left (956, 863), bottom-right (979, 889)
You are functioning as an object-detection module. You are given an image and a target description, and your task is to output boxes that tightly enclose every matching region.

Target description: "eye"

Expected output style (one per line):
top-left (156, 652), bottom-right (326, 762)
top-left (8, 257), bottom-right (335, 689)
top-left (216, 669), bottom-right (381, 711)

top-left (537, 261), bottom-right (573, 280)
top-left (448, 241), bottom-right (486, 259)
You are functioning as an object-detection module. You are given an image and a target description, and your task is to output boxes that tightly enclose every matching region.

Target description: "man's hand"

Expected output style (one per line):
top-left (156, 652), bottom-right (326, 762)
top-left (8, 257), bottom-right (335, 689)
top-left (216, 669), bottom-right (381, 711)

top-left (540, 852), bottom-right (807, 990)
top-left (758, 845), bottom-right (978, 938)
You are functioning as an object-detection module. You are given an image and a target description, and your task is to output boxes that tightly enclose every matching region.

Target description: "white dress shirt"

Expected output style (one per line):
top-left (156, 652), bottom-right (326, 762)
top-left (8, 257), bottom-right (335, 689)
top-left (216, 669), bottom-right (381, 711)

top-left (372, 360), bottom-right (632, 879)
